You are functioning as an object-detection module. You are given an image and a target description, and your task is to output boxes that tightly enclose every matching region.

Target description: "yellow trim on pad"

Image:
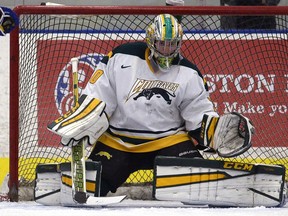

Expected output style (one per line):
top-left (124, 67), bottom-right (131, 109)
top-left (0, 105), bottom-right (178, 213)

top-left (156, 173), bottom-right (228, 188)
top-left (62, 175), bottom-right (96, 193)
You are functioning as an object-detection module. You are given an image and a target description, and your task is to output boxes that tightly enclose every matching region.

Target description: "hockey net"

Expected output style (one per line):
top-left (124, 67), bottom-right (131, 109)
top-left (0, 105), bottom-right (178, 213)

top-left (7, 5), bottom-right (288, 201)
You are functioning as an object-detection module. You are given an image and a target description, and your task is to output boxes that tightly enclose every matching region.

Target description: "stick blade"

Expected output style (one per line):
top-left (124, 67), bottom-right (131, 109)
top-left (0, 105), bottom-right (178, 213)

top-left (85, 195), bottom-right (126, 206)
top-left (62, 195), bottom-right (126, 207)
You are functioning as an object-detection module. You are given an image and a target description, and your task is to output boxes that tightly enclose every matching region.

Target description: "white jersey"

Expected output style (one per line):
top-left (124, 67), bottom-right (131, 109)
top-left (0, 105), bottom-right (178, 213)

top-left (83, 42), bottom-right (217, 147)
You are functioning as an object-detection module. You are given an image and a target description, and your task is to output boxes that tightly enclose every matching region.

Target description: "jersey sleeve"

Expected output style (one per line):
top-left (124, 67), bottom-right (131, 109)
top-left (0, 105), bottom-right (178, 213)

top-left (180, 72), bottom-right (218, 132)
top-left (82, 55), bottom-right (117, 117)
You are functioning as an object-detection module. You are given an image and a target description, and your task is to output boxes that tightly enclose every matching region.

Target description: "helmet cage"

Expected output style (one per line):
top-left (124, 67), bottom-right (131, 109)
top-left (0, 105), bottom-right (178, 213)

top-left (146, 14), bottom-right (183, 70)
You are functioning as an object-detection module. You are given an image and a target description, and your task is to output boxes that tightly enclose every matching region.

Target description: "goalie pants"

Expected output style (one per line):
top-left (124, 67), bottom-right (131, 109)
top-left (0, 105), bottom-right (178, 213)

top-left (88, 137), bottom-right (202, 196)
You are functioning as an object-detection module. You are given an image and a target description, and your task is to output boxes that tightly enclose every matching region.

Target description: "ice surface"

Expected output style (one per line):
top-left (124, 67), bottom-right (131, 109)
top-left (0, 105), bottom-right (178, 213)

top-left (0, 199), bottom-right (288, 216)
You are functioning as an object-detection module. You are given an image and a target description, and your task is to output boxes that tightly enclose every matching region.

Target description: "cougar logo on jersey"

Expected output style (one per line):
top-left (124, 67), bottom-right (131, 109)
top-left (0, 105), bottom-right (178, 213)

top-left (55, 53), bottom-right (103, 115)
top-left (134, 87), bottom-right (176, 104)
top-left (128, 79), bottom-right (179, 105)
top-left (96, 151), bottom-right (112, 160)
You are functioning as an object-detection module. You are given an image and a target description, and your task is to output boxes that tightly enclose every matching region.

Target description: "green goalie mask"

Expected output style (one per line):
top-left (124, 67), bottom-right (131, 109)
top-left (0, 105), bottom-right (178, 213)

top-left (146, 14), bottom-right (183, 72)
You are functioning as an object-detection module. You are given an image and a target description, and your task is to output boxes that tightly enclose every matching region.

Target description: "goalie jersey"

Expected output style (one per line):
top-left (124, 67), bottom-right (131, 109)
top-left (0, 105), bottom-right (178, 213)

top-left (82, 42), bottom-right (218, 150)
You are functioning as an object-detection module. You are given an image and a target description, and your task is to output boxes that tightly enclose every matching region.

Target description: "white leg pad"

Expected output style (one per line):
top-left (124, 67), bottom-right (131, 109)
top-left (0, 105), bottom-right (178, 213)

top-left (34, 161), bottom-right (101, 206)
top-left (60, 162), bottom-right (101, 206)
top-left (34, 164), bottom-right (61, 205)
top-left (153, 156), bottom-right (287, 207)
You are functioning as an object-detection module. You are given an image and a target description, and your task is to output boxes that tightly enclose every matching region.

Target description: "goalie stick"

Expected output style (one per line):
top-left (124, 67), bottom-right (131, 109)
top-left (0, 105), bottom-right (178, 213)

top-left (69, 58), bottom-right (127, 206)
top-left (71, 57), bottom-right (88, 204)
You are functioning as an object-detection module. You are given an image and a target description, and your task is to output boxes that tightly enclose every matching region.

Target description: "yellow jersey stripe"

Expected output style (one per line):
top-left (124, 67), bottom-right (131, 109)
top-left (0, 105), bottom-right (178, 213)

top-left (98, 132), bottom-right (191, 153)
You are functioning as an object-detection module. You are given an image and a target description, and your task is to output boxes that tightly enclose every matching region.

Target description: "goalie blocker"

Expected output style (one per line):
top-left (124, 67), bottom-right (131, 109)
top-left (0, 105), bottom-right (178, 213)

top-left (47, 94), bottom-right (109, 147)
top-left (153, 156), bottom-right (287, 207)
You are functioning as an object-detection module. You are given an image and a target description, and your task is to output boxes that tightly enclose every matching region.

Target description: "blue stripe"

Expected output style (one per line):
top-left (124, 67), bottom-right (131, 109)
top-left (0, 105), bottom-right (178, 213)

top-left (19, 29), bottom-right (287, 34)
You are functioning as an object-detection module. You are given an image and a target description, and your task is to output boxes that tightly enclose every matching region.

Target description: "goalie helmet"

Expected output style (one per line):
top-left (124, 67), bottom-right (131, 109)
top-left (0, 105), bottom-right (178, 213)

top-left (146, 14), bottom-right (183, 72)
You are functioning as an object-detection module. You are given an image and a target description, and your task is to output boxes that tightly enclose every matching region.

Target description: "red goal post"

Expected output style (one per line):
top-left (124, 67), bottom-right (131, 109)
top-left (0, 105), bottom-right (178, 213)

top-left (9, 5), bottom-right (288, 201)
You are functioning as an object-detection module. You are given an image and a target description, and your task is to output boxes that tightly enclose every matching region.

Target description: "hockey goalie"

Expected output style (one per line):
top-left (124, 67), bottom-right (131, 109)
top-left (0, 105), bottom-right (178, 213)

top-left (35, 12), bottom-right (286, 207)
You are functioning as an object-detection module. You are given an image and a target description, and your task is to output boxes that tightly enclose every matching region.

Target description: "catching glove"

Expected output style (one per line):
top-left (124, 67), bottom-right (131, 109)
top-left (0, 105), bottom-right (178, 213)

top-left (199, 112), bottom-right (255, 157)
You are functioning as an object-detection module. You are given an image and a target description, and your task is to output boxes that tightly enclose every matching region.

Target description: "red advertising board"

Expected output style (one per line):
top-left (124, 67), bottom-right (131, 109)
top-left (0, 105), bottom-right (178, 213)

top-left (183, 39), bottom-right (287, 147)
top-left (36, 37), bottom-right (287, 147)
